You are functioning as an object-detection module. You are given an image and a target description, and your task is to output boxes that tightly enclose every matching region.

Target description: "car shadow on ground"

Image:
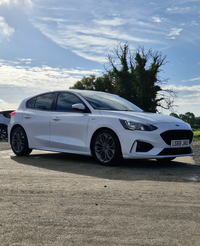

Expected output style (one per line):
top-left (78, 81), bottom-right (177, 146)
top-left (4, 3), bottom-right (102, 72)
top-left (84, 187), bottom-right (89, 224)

top-left (9, 150), bottom-right (200, 183)
top-left (2, 139), bottom-right (199, 183)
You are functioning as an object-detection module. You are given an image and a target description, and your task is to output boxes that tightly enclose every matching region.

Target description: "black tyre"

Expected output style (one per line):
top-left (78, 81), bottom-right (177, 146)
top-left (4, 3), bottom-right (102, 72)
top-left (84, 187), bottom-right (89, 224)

top-left (0, 125), bottom-right (7, 139)
top-left (11, 127), bottom-right (32, 156)
top-left (91, 129), bottom-right (122, 165)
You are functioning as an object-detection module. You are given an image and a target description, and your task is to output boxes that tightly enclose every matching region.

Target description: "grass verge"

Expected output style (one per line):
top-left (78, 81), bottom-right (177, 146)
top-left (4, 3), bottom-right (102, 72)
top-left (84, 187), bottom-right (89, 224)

top-left (193, 128), bottom-right (200, 141)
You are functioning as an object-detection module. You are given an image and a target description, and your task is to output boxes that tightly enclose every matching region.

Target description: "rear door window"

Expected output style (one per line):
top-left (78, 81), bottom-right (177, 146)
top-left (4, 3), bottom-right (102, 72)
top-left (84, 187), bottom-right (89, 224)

top-left (27, 93), bottom-right (55, 110)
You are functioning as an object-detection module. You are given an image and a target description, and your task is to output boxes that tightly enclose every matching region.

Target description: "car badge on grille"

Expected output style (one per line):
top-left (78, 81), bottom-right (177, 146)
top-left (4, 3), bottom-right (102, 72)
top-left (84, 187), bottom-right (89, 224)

top-left (175, 124), bottom-right (180, 127)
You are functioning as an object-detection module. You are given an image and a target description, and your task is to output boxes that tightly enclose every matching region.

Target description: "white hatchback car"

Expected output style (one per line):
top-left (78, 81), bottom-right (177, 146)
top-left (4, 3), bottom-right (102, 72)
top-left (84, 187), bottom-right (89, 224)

top-left (8, 90), bottom-right (193, 165)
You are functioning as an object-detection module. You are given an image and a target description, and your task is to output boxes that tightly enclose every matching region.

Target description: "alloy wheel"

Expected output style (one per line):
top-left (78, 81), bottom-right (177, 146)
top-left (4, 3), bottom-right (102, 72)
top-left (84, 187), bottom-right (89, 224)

top-left (0, 128), bottom-right (7, 139)
top-left (94, 132), bottom-right (116, 164)
top-left (12, 129), bottom-right (25, 154)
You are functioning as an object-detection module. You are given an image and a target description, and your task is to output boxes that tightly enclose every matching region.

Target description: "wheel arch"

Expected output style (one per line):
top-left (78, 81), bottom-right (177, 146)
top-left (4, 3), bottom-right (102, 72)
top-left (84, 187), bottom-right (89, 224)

top-left (90, 127), bottom-right (122, 155)
top-left (10, 124), bottom-right (27, 141)
top-left (0, 123), bottom-right (7, 129)
top-left (10, 124), bottom-right (32, 156)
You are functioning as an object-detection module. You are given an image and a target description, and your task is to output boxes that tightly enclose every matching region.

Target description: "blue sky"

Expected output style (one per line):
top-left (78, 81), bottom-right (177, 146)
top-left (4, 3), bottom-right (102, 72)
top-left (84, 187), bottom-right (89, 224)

top-left (0, 0), bottom-right (200, 116)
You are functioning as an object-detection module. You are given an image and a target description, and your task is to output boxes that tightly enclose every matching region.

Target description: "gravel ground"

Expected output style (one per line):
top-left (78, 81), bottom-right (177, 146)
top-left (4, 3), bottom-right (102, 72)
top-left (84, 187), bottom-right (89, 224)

top-left (192, 141), bottom-right (200, 165)
top-left (0, 140), bottom-right (200, 246)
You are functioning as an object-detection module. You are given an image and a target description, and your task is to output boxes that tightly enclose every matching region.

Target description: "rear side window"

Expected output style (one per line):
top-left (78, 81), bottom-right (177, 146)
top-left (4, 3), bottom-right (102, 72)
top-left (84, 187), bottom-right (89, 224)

top-left (26, 97), bottom-right (36, 108)
top-left (26, 93), bottom-right (55, 111)
top-left (56, 92), bottom-right (83, 112)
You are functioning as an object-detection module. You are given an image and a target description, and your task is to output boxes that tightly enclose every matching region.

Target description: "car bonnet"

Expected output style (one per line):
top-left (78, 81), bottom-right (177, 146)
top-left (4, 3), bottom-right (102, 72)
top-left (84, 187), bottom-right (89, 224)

top-left (99, 110), bottom-right (187, 125)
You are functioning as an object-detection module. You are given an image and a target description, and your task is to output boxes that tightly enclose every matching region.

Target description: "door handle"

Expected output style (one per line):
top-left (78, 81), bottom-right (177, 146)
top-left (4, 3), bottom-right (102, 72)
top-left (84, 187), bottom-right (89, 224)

top-left (52, 117), bottom-right (61, 121)
top-left (24, 115), bottom-right (31, 119)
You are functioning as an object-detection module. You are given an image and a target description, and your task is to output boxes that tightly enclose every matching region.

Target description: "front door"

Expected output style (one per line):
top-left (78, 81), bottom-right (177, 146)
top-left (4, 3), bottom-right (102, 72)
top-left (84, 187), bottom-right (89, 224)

top-left (50, 92), bottom-right (90, 153)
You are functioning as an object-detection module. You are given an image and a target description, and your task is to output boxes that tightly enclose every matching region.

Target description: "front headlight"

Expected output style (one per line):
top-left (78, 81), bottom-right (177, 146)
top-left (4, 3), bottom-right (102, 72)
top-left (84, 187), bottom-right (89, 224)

top-left (119, 119), bottom-right (158, 131)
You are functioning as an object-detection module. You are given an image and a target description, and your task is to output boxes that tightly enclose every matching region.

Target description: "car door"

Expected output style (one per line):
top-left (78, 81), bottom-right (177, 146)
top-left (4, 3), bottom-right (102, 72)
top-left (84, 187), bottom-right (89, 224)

top-left (50, 92), bottom-right (90, 153)
top-left (23, 93), bottom-right (55, 148)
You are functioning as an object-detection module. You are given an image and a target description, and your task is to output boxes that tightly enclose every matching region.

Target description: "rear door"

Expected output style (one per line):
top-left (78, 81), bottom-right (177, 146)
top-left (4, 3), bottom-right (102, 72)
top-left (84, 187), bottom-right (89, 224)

top-left (23, 93), bottom-right (55, 148)
top-left (50, 92), bottom-right (90, 152)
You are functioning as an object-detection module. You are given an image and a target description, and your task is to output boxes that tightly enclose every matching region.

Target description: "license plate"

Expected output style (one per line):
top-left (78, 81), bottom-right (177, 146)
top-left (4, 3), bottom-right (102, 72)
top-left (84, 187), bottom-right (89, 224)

top-left (171, 140), bottom-right (189, 147)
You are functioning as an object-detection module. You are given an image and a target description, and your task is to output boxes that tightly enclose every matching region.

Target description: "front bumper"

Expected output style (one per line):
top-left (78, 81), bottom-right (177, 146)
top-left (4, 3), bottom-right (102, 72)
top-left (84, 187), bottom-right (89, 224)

top-left (119, 123), bottom-right (194, 160)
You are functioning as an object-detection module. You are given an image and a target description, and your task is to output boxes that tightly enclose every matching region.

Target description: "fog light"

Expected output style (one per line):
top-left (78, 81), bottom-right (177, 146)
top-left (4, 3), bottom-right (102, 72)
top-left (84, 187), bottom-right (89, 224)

top-left (136, 141), bottom-right (154, 152)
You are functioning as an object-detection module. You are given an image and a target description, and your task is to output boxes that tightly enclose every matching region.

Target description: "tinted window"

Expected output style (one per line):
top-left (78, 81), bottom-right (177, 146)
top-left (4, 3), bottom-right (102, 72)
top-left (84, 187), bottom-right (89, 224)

top-left (56, 93), bottom-right (82, 112)
top-left (27, 97), bottom-right (37, 108)
top-left (35, 93), bottom-right (55, 110)
top-left (27, 93), bottom-right (55, 110)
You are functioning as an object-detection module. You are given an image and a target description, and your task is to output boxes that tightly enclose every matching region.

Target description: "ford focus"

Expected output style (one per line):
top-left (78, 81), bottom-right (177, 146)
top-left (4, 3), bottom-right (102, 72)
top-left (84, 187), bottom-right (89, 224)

top-left (8, 90), bottom-right (193, 165)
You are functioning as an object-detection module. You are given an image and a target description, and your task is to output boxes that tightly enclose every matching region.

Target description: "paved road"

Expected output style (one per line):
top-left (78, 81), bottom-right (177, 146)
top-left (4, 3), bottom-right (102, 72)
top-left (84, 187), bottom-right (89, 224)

top-left (0, 141), bottom-right (200, 246)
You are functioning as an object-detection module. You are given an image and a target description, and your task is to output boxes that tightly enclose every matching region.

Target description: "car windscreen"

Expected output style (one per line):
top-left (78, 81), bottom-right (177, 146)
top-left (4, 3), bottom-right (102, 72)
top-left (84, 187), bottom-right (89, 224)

top-left (79, 92), bottom-right (143, 112)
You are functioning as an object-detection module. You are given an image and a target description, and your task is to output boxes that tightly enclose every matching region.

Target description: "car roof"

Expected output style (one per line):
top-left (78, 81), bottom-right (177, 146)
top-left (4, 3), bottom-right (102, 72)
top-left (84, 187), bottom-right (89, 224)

top-left (23, 89), bottom-right (114, 101)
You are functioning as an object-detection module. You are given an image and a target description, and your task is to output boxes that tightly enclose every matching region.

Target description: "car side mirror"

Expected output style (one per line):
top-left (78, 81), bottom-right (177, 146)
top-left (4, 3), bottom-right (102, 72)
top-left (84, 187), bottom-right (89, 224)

top-left (72, 103), bottom-right (86, 112)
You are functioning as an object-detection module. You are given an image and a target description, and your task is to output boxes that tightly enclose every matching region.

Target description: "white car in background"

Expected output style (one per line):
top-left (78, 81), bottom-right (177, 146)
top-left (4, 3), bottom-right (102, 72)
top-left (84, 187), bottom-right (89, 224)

top-left (8, 90), bottom-right (193, 165)
top-left (0, 110), bottom-right (14, 139)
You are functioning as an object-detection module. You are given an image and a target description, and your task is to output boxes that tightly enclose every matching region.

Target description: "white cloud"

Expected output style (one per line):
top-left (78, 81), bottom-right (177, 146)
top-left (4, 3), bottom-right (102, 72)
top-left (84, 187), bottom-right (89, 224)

top-left (24, 0), bottom-right (33, 8)
top-left (93, 18), bottom-right (127, 26)
top-left (181, 21), bottom-right (199, 27)
top-left (0, 0), bottom-right (33, 7)
top-left (166, 6), bottom-right (191, 13)
top-left (167, 28), bottom-right (182, 38)
top-left (30, 16), bottom-right (164, 63)
top-left (152, 16), bottom-right (165, 23)
top-left (0, 59), bottom-right (102, 90)
top-left (164, 84), bottom-right (200, 97)
top-left (162, 84), bottom-right (200, 116)
top-left (0, 0), bottom-right (12, 4)
top-left (17, 58), bottom-right (32, 64)
top-left (0, 59), bottom-right (103, 108)
top-left (72, 50), bottom-right (107, 64)
top-left (190, 21), bottom-right (198, 26)
top-left (181, 77), bottom-right (200, 83)
top-left (0, 16), bottom-right (14, 41)
top-left (36, 17), bottom-right (67, 23)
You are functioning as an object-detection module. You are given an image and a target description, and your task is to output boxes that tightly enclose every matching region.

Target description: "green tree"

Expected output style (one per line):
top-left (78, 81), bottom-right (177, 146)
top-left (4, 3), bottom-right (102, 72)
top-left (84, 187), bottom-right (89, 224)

top-left (185, 112), bottom-right (195, 126)
top-left (179, 112), bottom-right (196, 127)
top-left (70, 74), bottom-right (116, 93)
top-left (71, 75), bottom-right (96, 90)
top-left (195, 116), bottom-right (200, 127)
top-left (179, 114), bottom-right (188, 122)
top-left (170, 113), bottom-right (179, 118)
top-left (107, 43), bottom-right (175, 112)
top-left (71, 42), bottom-right (176, 112)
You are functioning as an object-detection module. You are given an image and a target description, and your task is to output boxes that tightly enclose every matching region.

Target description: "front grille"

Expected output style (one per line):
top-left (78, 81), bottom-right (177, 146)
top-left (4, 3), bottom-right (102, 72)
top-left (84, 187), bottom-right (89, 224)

top-left (160, 130), bottom-right (193, 145)
top-left (158, 147), bottom-right (193, 156)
